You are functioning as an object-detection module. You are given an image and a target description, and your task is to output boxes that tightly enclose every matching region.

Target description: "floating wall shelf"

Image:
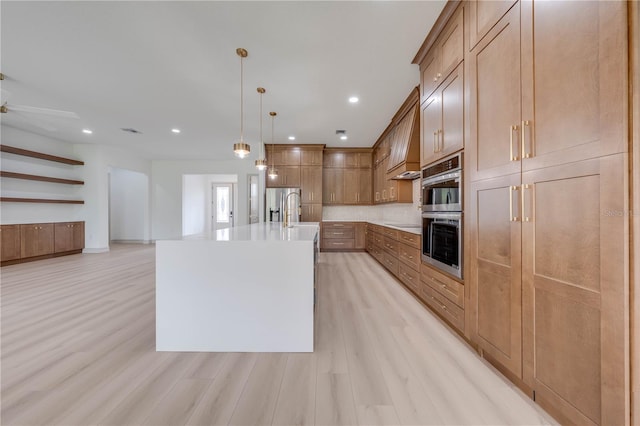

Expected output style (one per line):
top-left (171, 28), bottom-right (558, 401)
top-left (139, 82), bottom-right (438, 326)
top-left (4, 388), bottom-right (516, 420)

top-left (0, 197), bottom-right (84, 204)
top-left (0, 145), bottom-right (84, 165)
top-left (0, 171), bottom-right (84, 185)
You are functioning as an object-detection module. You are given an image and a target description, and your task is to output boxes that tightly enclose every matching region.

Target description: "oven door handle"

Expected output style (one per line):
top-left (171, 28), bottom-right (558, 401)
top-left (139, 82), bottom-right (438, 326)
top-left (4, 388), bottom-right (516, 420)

top-left (422, 171), bottom-right (461, 187)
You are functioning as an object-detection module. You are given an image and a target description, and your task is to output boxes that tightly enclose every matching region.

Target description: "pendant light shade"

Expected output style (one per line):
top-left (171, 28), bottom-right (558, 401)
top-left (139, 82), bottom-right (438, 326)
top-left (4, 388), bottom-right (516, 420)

top-left (233, 48), bottom-right (250, 158)
top-left (255, 87), bottom-right (268, 170)
top-left (267, 111), bottom-right (278, 179)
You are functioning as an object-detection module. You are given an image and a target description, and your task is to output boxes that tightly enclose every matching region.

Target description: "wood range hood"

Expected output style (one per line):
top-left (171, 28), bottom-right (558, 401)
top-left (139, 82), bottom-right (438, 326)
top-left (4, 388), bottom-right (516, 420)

top-left (386, 87), bottom-right (421, 180)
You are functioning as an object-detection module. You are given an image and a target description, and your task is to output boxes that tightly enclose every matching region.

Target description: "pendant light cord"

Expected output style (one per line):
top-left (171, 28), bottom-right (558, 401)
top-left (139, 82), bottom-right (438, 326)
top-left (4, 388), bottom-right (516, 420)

top-left (240, 55), bottom-right (244, 142)
top-left (259, 91), bottom-right (263, 158)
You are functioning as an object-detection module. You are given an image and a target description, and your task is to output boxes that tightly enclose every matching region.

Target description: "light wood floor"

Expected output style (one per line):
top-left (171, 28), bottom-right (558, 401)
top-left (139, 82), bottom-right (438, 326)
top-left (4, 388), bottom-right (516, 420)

top-left (1, 244), bottom-right (556, 426)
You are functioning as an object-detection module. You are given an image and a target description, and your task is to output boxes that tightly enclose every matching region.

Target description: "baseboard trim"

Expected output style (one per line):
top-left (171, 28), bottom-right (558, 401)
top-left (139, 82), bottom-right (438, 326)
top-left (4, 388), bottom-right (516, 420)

top-left (110, 239), bottom-right (152, 245)
top-left (82, 247), bottom-right (110, 254)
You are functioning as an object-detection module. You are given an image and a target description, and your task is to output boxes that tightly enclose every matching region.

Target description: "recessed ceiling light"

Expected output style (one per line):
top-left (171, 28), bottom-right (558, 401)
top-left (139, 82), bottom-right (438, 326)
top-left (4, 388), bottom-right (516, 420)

top-left (349, 96), bottom-right (359, 103)
top-left (340, 135), bottom-right (348, 140)
top-left (288, 136), bottom-right (296, 140)
top-left (82, 129), bottom-right (93, 134)
top-left (171, 128), bottom-right (181, 134)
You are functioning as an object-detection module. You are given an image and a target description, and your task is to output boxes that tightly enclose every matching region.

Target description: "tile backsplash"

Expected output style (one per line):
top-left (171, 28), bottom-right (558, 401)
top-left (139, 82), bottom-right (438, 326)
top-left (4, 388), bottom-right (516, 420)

top-left (322, 179), bottom-right (421, 225)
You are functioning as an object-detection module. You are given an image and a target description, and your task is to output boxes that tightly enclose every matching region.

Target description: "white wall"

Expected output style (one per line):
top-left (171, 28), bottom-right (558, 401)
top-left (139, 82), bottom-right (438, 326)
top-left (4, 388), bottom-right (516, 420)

top-left (182, 174), bottom-right (207, 236)
top-left (152, 160), bottom-right (262, 240)
top-left (109, 168), bottom-right (150, 242)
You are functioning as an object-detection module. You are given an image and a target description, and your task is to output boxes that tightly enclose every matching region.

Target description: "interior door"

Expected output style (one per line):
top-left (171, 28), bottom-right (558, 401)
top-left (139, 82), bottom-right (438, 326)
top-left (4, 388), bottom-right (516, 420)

top-left (248, 175), bottom-right (259, 224)
top-left (212, 183), bottom-right (234, 232)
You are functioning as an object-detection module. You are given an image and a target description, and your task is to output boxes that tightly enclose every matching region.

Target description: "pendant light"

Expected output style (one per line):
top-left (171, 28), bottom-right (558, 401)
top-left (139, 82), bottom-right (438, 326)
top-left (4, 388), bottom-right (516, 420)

top-left (255, 87), bottom-right (268, 170)
top-left (233, 48), bottom-right (250, 158)
top-left (267, 111), bottom-right (278, 179)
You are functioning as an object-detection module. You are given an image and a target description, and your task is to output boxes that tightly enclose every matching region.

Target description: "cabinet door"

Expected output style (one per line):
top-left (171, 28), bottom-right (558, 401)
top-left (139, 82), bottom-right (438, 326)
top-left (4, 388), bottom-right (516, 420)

top-left (282, 166), bottom-right (300, 187)
top-left (421, 95), bottom-right (441, 167)
top-left (439, 6), bottom-right (464, 81)
top-left (281, 149), bottom-right (301, 166)
top-left (322, 168), bottom-right (344, 204)
top-left (266, 170), bottom-right (284, 188)
top-left (301, 150), bottom-right (322, 166)
top-left (54, 222), bottom-right (74, 253)
top-left (420, 49), bottom-right (440, 102)
top-left (301, 204), bottom-right (322, 222)
top-left (324, 152), bottom-right (345, 168)
top-left (521, 155), bottom-right (627, 426)
top-left (301, 166), bottom-right (322, 203)
top-left (343, 169), bottom-right (359, 204)
top-left (520, 0), bottom-right (627, 171)
top-left (358, 152), bottom-right (372, 169)
top-left (468, 173), bottom-right (522, 379)
top-left (468, 3), bottom-right (522, 182)
top-left (439, 63), bottom-right (464, 158)
top-left (358, 169), bottom-right (372, 204)
top-left (1, 225), bottom-right (21, 261)
top-left (469, 0), bottom-right (517, 50)
top-left (72, 222), bottom-right (84, 250)
top-left (20, 223), bottom-right (54, 258)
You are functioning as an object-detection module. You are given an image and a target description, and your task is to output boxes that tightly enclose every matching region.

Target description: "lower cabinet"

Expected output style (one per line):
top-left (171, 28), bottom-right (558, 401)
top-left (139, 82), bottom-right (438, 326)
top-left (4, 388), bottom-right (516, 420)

top-left (301, 204), bottom-right (322, 222)
top-left (1, 221), bottom-right (85, 265)
top-left (54, 222), bottom-right (85, 253)
top-left (1, 225), bottom-right (21, 261)
top-left (320, 222), bottom-right (366, 251)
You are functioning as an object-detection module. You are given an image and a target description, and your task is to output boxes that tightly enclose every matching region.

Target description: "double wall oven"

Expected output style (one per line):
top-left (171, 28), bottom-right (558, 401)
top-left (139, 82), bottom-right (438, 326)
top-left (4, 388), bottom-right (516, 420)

top-left (421, 153), bottom-right (463, 279)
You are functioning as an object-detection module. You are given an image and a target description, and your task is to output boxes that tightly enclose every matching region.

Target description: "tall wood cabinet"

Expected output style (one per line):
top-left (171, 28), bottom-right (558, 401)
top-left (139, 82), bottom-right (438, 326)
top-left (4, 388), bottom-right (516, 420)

top-left (465, 1), bottom-right (629, 425)
top-left (322, 149), bottom-right (372, 206)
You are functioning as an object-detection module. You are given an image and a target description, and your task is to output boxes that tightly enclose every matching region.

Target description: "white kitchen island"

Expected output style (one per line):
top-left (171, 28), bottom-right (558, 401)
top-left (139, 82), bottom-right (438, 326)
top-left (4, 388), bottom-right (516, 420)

top-left (156, 222), bottom-right (318, 352)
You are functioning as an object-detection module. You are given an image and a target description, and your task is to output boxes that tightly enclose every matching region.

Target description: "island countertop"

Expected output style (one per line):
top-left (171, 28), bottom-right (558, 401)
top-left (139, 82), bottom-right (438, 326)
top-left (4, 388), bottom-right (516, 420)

top-left (178, 222), bottom-right (320, 242)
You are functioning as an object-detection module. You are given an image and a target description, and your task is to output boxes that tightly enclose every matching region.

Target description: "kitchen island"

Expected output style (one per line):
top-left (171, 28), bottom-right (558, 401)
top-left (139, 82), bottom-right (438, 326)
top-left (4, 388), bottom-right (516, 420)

top-left (156, 222), bottom-right (319, 352)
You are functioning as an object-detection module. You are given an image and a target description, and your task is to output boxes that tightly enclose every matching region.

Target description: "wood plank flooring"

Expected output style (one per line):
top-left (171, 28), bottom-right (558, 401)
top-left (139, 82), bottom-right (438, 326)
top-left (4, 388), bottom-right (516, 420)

top-left (1, 244), bottom-right (556, 425)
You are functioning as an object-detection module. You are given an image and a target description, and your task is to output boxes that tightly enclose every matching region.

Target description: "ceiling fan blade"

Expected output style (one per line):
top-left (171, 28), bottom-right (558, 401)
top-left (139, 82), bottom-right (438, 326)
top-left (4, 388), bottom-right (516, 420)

top-left (4, 104), bottom-right (79, 119)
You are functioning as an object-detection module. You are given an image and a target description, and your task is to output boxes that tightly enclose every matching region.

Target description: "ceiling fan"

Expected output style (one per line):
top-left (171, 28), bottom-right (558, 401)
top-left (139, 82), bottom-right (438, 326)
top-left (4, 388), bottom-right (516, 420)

top-left (0, 72), bottom-right (80, 132)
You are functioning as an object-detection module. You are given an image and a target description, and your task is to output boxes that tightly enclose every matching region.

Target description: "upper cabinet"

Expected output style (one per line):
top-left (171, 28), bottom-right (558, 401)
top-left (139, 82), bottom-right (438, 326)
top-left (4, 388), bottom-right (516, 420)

top-left (417, 6), bottom-right (464, 102)
top-left (467, 0), bottom-right (628, 182)
top-left (322, 149), bottom-right (372, 206)
top-left (301, 149), bottom-right (323, 166)
top-left (386, 89), bottom-right (421, 178)
top-left (468, 0), bottom-right (517, 50)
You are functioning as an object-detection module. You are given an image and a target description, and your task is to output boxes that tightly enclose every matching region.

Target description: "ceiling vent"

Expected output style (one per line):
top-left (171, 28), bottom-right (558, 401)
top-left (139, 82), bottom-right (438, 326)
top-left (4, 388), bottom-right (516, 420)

top-left (121, 128), bottom-right (142, 134)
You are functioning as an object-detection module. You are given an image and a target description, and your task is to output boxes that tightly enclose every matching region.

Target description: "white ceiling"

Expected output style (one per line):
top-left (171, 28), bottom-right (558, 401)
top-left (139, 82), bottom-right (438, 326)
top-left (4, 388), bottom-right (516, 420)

top-left (0, 1), bottom-right (445, 161)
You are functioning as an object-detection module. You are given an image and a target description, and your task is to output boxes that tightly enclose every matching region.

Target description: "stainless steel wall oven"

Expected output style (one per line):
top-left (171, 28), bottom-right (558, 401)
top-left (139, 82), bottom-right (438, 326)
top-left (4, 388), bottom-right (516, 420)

top-left (421, 153), bottom-right (463, 279)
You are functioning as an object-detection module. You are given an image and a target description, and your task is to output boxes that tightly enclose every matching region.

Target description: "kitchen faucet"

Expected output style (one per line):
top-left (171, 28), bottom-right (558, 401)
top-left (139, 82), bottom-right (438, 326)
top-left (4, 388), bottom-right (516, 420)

top-left (283, 191), bottom-right (302, 228)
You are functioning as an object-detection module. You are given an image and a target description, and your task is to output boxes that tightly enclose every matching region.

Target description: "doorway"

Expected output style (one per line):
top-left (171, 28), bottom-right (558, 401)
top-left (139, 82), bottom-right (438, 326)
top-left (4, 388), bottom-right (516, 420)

top-left (212, 183), bottom-right (234, 232)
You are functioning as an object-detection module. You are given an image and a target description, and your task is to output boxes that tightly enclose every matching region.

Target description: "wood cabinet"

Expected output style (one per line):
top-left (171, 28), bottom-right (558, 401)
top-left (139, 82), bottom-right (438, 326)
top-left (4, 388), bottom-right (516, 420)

top-left (301, 166), bottom-right (322, 203)
top-left (1, 225), bottom-right (21, 262)
top-left (343, 169), bottom-right (372, 205)
top-left (468, 0), bottom-right (517, 50)
top-left (322, 150), bottom-right (372, 206)
top-left (468, 0), bottom-right (627, 183)
top-left (419, 5), bottom-right (464, 102)
top-left (20, 223), bottom-right (54, 258)
top-left (465, 2), bottom-right (629, 424)
top-left (54, 222), bottom-right (84, 253)
top-left (300, 149), bottom-right (322, 166)
top-left (322, 168), bottom-right (344, 204)
top-left (320, 222), bottom-right (365, 251)
top-left (421, 63), bottom-right (464, 167)
top-left (267, 166), bottom-right (300, 188)
top-left (300, 204), bottom-right (322, 222)
top-left (387, 101), bottom-right (420, 177)
top-left (1, 221), bottom-right (85, 266)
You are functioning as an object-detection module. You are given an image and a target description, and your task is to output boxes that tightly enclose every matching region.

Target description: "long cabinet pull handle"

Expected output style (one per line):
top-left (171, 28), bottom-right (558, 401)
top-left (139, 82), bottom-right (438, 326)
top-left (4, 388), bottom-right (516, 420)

top-left (509, 185), bottom-right (520, 222)
top-left (433, 131), bottom-right (438, 153)
top-left (438, 129), bottom-right (443, 152)
top-left (510, 125), bottom-right (519, 161)
top-left (521, 120), bottom-right (531, 159)
top-left (522, 183), bottom-right (533, 222)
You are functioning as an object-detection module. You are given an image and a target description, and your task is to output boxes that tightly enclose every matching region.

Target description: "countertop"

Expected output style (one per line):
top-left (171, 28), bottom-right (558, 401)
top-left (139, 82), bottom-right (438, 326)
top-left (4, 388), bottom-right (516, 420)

top-left (322, 219), bottom-right (421, 235)
top-left (178, 222), bottom-right (320, 242)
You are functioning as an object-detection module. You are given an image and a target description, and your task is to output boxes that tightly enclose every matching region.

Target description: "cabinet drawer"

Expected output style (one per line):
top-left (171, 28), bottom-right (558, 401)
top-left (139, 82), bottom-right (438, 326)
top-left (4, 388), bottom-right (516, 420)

top-left (383, 252), bottom-right (399, 277)
top-left (323, 222), bottom-right (355, 231)
top-left (398, 243), bottom-right (421, 271)
top-left (420, 282), bottom-right (464, 332)
top-left (399, 264), bottom-right (420, 293)
top-left (323, 229), bottom-right (355, 239)
top-left (381, 227), bottom-right (399, 240)
top-left (421, 263), bottom-right (464, 308)
top-left (372, 233), bottom-right (384, 247)
top-left (323, 239), bottom-right (355, 250)
top-left (383, 236), bottom-right (399, 255)
top-left (397, 231), bottom-right (420, 249)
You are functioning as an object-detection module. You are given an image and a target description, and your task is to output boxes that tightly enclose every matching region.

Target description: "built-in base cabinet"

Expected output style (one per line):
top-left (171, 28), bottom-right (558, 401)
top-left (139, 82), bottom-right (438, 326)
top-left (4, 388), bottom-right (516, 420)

top-left (1, 221), bottom-right (85, 265)
top-left (320, 222), bottom-right (365, 251)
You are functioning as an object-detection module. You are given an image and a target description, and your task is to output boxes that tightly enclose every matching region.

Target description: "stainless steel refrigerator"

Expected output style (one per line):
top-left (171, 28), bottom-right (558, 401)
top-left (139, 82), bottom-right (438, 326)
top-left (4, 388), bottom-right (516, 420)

top-left (265, 188), bottom-right (301, 224)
